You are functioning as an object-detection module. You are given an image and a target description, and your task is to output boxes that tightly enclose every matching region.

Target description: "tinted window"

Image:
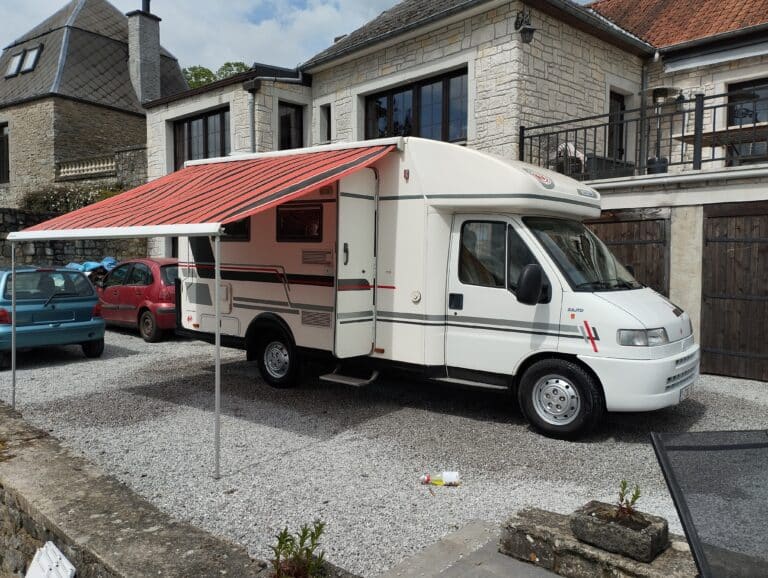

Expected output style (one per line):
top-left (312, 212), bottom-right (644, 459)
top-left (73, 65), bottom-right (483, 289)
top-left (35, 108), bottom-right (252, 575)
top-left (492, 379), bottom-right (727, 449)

top-left (104, 264), bottom-right (131, 288)
top-left (161, 265), bottom-right (178, 286)
top-left (276, 204), bottom-right (322, 242)
top-left (459, 221), bottom-right (506, 287)
top-left (127, 263), bottom-right (153, 286)
top-left (4, 271), bottom-right (93, 300)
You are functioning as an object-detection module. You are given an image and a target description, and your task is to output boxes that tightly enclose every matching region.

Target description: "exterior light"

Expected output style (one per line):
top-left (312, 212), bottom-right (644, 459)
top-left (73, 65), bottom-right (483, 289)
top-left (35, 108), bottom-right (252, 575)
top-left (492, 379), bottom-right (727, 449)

top-left (515, 9), bottom-right (536, 44)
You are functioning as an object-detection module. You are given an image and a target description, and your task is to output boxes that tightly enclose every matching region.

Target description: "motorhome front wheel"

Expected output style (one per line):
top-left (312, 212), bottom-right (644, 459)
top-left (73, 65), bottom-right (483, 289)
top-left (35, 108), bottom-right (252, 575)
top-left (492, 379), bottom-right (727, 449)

top-left (518, 359), bottom-right (605, 440)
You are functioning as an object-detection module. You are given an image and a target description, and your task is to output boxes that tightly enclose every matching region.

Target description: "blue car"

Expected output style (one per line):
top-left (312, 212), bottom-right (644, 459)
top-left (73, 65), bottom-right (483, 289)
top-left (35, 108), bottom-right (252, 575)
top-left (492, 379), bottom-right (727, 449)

top-left (0, 267), bottom-right (106, 369)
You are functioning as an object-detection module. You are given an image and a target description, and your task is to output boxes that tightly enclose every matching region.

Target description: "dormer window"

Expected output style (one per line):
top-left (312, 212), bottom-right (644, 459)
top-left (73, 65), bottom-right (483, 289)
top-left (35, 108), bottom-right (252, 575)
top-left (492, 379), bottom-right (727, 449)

top-left (5, 53), bottom-right (23, 77)
top-left (20, 46), bottom-right (42, 73)
top-left (5, 45), bottom-right (42, 78)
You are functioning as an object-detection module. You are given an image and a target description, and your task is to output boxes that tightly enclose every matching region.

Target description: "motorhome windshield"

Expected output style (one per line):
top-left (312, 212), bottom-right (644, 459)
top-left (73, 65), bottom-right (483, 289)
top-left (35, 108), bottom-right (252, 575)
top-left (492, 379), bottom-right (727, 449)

top-left (523, 217), bottom-right (642, 292)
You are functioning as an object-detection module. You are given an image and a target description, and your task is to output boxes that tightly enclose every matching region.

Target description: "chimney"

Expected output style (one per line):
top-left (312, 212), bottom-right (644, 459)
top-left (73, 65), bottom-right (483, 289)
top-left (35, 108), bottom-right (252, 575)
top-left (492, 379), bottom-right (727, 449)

top-left (127, 0), bottom-right (162, 103)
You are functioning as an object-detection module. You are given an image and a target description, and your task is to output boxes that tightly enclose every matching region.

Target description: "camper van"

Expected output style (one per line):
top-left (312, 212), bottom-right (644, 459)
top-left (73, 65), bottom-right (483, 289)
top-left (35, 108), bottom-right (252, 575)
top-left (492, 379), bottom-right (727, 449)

top-left (177, 137), bottom-right (699, 439)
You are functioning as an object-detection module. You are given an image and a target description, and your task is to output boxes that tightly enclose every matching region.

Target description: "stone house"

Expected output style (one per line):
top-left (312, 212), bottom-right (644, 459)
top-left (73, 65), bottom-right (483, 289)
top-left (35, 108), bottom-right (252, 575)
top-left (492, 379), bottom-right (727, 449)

top-left (143, 0), bottom-right (768, 381)
top-left (0, 0), bottom-right (186, 209)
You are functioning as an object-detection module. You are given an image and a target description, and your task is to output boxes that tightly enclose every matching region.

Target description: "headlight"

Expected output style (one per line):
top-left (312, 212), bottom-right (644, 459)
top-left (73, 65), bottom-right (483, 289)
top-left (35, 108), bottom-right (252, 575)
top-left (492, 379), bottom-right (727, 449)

top-left (617, 328), bottom-right (669, 347)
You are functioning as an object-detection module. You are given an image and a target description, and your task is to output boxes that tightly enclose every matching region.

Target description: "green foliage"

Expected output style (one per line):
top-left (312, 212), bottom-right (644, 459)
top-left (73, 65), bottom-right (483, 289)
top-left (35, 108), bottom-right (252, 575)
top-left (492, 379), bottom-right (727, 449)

top-left (270, 520), bottom-right (326, 578)
top-left (216, 61), bottom-right (251, 79)
top-left (20, 185), bottom-right (124, 214)
top-left (615, 479), bottom-right (642, 519)
top-left (182, 65), bottom-right (217, 88)
top-left (182, 61), bottom-right (251, 89)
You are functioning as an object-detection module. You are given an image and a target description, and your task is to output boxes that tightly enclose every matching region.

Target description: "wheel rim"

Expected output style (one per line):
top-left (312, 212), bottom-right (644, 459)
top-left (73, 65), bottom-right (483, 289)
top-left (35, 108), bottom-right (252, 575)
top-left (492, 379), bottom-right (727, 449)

top-left (141, 313), bottom-right (154, 336)
top-left (532, 374), bottom-right (581, 426)
top-left (264, 341), bottom-right (290, 379)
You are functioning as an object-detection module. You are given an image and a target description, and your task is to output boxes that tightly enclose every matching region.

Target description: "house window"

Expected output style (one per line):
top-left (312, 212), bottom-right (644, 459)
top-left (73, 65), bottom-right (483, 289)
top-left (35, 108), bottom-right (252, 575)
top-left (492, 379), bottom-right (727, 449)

top-left (320, 104), bottom-right (332, 142)
top-left (365, 69), bottom-right (468, 143)
top-left (608, 91), bottom-right (626, 160)
top-left (5, 53), bottom-right (23, 77)
top-left (0, 124), bottom-right (8, 184)
top-left (173, 108), bottom-right (230, 170)
top-left (279, 102), bottom-right (304, 150)
top-left (20, 46), bottom-right (42, 73)
top-left (727, 78), bottom-right (768, 166)
top-left (276, 204), bottom-right (322, 242)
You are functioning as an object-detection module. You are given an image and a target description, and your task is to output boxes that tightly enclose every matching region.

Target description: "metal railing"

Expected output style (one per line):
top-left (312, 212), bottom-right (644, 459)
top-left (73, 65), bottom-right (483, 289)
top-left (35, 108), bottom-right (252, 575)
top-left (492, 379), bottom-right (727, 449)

top-left (519, 90), bottom-right (768, 181)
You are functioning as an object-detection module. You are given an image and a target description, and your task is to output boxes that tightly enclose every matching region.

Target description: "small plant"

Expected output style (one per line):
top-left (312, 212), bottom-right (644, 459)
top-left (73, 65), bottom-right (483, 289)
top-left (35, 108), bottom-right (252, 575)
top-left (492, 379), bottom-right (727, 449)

top-left (270, 519), bottom-right (326, 578)
top-left (615, 479), bottom-right (642, 520)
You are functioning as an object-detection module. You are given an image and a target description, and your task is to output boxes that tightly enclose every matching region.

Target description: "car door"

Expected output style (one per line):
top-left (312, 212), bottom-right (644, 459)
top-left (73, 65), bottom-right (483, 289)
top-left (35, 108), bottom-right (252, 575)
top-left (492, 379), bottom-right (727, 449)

top-left (445, 215), bottom-right (562, 377)
top-left (123, 263), bottom-right (153, 326)
top-left (100, 263), bottom-right (132, 323)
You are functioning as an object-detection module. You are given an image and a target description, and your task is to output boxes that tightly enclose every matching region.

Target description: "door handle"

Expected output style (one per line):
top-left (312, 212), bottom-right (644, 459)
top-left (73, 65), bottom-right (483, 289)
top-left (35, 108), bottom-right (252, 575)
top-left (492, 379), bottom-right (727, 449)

top-left (343, 242), bottom-right (349, 265)
top-left (448, 293), bottom-right (464, 310)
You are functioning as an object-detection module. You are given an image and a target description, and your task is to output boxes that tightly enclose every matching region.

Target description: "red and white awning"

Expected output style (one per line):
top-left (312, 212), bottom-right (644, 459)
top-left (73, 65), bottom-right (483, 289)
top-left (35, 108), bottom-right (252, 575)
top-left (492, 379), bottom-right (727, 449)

top-left (10, 141), bottom-right (397, 241)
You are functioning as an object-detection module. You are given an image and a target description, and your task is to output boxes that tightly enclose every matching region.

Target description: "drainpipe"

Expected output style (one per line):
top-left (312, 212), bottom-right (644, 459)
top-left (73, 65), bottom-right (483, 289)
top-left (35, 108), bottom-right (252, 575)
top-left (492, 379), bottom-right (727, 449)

top-left (639, 62), bottom-right (649, 173)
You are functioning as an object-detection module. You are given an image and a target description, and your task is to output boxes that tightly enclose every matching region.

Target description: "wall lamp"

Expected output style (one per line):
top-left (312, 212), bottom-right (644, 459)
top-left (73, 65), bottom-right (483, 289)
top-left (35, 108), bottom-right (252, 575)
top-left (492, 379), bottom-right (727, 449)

top-left (515, 9), bottom-right (536, 44)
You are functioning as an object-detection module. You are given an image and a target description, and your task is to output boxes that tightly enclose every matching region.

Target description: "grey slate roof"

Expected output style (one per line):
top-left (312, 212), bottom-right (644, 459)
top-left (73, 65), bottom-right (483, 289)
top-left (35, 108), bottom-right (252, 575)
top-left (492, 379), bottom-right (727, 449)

top-left (0, 0), bottom-right (186, 113)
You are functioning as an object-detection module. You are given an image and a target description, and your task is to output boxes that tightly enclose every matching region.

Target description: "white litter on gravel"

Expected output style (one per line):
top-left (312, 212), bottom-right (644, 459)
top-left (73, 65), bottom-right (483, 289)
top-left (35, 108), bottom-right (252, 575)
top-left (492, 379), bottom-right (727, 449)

top-left (3, 331), bottom-right (767, 577)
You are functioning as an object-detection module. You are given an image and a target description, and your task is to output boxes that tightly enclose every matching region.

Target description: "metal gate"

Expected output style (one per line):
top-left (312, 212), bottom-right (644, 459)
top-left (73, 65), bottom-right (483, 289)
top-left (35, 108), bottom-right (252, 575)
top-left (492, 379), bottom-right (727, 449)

top-left (702, 202), bottom-right (768, 381)
top-left (586, 208), bottom-right (670, 296)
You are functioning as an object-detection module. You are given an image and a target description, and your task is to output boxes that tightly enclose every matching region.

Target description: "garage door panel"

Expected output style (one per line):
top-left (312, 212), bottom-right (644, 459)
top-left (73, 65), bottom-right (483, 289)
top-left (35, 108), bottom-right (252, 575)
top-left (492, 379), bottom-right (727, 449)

top-left (702, 204), bottom-right (768, 381)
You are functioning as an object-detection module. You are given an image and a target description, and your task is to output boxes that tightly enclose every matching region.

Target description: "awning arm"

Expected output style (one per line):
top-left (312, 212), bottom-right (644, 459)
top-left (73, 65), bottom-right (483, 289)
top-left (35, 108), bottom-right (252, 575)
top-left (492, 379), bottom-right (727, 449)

top-left (8, 223), bottom-right (223, 243)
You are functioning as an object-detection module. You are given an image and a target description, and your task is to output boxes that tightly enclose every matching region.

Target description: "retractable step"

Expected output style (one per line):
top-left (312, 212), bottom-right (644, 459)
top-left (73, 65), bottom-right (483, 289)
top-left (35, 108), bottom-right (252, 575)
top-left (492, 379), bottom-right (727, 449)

top-left (319, 370), bottom-right (379, 387)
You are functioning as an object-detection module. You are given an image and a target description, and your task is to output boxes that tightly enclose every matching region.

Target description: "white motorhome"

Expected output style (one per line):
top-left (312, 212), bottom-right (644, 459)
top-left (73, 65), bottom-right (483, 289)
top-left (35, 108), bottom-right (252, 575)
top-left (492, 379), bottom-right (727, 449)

top-left (177, 137), bottom-right (699, 438)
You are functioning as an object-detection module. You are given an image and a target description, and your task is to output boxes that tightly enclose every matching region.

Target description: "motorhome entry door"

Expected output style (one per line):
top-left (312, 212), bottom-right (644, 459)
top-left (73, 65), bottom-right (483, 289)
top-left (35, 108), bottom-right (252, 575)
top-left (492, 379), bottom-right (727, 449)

top-left (334, 168), bottom-right (377, 358)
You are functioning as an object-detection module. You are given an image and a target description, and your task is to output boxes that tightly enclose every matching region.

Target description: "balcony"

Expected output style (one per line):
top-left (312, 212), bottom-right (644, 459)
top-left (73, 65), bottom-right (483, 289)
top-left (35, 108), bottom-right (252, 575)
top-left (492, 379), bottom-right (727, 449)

top-left (519, 90), bottom-right (768, 182)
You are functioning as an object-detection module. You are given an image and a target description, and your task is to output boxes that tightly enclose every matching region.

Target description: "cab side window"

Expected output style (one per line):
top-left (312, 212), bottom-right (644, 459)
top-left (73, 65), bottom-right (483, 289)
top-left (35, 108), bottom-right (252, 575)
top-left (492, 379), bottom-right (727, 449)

top-left (104, 264), bottom-right (131, 288)
top-left (508, 225), bottom-right (541, 293)
top-left (459, 221), bottom-right (506, 287)
top-left (127, 263), bottom-right (153, 286)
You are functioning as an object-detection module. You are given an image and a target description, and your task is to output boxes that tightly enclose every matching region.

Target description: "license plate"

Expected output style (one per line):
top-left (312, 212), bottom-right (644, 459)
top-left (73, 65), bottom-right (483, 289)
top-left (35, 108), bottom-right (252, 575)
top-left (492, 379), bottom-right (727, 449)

top-left (679, 384), bottom-right (693, 402)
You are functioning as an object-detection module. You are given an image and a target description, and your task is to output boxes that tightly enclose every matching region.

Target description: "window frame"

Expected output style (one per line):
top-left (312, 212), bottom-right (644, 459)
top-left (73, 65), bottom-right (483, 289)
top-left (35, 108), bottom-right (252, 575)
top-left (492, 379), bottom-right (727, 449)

top-left (726, 77), bottom-right (768, 166)
top-left (5, 53), bottom-right (23, 78)
top-left (173, 107), bottom-right (231, 171)
top-left (278, 101), bottom-right (305, 150)
top-left (458, 220), bottom-right (508, 289)
top-left (276, 203), bottom-right (323, 243)
top-left (0, 123), bottom-right (9, 184)
top-left (364, 68), bottom-right (468, 143)
top-left (126, 262), bottom-right (153, 287)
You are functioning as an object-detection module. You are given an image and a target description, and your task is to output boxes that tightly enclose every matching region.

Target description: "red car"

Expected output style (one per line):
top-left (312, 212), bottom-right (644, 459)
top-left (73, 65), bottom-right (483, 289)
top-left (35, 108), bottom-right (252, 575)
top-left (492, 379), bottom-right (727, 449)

top-left (96, 258), bottom-right (178, 342)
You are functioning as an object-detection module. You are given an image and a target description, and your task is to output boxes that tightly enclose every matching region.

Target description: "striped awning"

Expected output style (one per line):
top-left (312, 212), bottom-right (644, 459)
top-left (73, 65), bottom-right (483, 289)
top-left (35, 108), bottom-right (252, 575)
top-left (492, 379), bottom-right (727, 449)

top-left (9, 142), bottom-right (396, 241)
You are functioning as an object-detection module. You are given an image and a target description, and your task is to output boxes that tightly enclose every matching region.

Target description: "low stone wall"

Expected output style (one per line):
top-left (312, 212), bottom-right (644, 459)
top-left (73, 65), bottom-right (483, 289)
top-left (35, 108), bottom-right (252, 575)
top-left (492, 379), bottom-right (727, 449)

top-left (0, 208), bottom-right (146, 266)
top-left (500, 508), bottom-right (697, 578)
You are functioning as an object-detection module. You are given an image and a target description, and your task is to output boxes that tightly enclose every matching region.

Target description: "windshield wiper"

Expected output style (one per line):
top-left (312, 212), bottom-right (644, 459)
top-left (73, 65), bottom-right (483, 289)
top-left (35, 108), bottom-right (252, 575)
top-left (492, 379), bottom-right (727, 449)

top-left (43, 291), bottom-right (78, 307)
top-left (574, 281), bottom-right (614, 290)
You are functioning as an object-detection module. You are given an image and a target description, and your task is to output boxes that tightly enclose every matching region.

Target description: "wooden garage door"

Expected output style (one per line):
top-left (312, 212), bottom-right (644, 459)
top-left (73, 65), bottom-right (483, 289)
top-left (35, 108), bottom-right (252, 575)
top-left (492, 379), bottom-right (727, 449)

top-left (586, 208), bottom-right (670, 296)
top-left (702, 202), bottom-right (768, 381)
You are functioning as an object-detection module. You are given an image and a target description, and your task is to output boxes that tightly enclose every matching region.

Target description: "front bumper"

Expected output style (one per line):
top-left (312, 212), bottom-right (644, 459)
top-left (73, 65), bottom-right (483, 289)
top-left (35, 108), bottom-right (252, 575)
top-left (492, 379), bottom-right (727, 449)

top-left (580, 341), bottom-right (700, 412)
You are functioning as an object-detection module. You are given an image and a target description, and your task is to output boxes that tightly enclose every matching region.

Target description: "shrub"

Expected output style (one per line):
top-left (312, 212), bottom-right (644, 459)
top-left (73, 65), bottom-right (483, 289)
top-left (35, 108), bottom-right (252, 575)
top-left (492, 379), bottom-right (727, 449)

top-left (270, 520), bottom-right (326, 578)
top-left (20, 184), bottom-right (124, 214)
top-left (615, 479), bottom-right (642, 520)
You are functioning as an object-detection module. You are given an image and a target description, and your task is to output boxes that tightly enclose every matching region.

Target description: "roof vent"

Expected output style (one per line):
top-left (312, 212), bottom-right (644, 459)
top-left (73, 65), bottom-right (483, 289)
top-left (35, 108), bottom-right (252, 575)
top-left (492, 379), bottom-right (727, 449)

top-left (333, 34), bottom-right (347, 43)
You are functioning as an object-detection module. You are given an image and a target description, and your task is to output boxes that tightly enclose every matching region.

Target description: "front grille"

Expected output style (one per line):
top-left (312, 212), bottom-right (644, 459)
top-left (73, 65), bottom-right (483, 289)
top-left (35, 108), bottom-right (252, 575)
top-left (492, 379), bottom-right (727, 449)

top-left (676, 353), bottom-right (696, 368)
top-left (666, 367), bottom-right (697, 390)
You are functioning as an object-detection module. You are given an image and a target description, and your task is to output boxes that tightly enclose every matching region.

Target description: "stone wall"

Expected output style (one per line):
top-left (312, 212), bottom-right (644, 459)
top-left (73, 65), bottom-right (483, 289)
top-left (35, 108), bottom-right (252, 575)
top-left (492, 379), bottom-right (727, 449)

top-left (0, 208), bottom-right (147, 267)
top-left (310, 0), bottom-right (643, 160)
top-left (0, 100), bottom-right (56, 207)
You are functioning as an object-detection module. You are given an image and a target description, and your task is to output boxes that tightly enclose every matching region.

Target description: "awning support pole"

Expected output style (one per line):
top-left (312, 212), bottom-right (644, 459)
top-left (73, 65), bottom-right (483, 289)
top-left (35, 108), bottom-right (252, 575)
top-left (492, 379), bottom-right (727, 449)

top-left (10, 241), bottom-right (16, 409)
top-left (214, 233), bottom-right (221, 479)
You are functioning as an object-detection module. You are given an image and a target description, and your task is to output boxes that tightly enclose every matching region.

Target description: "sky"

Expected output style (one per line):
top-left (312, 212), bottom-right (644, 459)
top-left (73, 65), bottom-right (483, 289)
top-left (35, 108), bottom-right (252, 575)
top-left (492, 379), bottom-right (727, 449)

top-left (0, 0), bottom-right (401, 69)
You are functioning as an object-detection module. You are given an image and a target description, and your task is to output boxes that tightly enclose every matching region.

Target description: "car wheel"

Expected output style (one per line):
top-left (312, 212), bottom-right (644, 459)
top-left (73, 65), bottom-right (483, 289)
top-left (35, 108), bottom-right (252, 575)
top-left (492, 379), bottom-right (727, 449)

top-left (139, 310), bottom-right (161, 342)
top-left (518, 359), bottom-right (604, 440)
top-left (82, 338), bottom-right (105, 359)
top-left (256, 334), bottom-right (300, 388)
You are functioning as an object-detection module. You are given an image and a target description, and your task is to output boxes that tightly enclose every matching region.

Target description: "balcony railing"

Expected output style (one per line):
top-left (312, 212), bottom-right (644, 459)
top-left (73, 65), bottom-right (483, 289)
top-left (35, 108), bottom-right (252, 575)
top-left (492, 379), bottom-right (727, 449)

top-left (56, 155), bottom-right (116, 180)
top-left (519, 90), bottom-right (768, 182)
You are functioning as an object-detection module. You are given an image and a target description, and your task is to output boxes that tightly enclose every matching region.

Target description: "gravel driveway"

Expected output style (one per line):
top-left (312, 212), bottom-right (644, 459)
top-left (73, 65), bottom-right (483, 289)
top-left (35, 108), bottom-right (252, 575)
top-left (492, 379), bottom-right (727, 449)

top-left (2, 330), bottom-right (766, 577)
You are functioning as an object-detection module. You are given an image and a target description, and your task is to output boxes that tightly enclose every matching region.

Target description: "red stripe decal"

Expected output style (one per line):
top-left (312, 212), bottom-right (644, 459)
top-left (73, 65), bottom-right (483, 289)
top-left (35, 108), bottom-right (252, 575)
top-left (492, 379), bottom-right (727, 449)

top-left (376, 285), bottom-right (396, 290)
top-left (583, 321), bottom-right (598, 353)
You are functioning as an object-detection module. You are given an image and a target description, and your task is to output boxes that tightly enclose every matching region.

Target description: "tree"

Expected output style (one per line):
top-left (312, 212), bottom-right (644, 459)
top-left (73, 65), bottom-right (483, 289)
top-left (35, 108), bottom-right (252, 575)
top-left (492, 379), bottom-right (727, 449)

top-left (216, 61), bottom-right (251, 80)
top-left (182, 65), bottom-right (217, 89)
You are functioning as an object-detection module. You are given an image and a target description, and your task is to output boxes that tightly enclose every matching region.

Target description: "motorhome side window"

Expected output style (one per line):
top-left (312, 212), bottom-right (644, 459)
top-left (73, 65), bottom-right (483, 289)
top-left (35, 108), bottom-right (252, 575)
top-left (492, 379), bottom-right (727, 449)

top-left (459, 221), bottom-right (506, 287)
top-left (276, 204), bottom-right (322, 242)
top-left (222, 217), bottom-right (250, 242)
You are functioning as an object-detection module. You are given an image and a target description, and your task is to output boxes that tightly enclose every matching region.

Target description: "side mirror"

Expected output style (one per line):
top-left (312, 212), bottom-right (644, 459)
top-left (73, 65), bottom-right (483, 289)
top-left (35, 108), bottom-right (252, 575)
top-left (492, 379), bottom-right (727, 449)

top-left (516, 263), bottom-right (544, 306)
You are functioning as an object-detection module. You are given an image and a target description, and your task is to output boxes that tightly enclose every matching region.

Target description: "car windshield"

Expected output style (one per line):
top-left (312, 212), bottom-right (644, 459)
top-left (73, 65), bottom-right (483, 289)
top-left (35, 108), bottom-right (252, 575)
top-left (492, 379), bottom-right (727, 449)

top-left (160, 265), bottom-right (178, 286)
top-left (3, 271), bottom-right (94, 300)
top-left (523, 217), bottom-right (642, 292)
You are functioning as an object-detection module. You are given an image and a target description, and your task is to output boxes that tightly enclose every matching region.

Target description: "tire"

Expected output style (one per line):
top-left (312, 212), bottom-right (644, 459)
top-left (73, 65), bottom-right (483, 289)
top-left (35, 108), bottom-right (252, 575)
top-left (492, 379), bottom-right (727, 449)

top-left (518, 359), bottom-right (605, 440)
top-left (256, 332), bottom-right (300, 388)
top-left (139, 310), bottom-right (161, 343)
top-left (82, 338), bottom-right (105, 359)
